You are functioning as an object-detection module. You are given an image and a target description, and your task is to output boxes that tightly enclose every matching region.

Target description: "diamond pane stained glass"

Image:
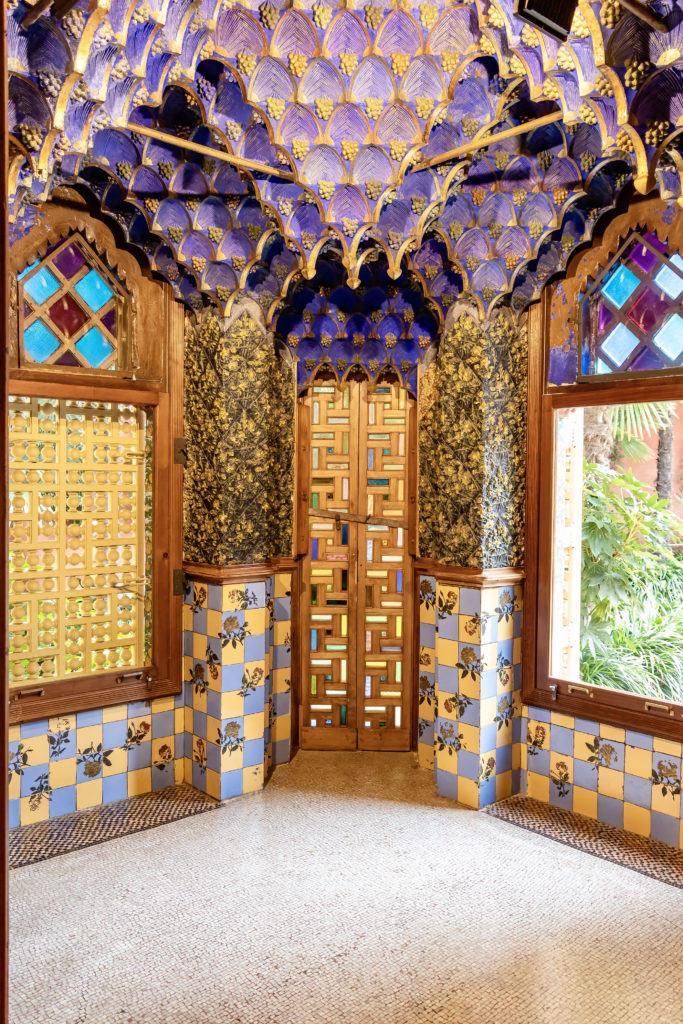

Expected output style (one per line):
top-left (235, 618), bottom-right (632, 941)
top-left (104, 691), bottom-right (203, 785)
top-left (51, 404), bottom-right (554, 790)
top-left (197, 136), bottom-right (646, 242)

top-left (17, 235), bottom-right (127, 371)
top-left (8, 396), bottom-right (151, 687)
top-left (581, 230), bottom-right (683, 378)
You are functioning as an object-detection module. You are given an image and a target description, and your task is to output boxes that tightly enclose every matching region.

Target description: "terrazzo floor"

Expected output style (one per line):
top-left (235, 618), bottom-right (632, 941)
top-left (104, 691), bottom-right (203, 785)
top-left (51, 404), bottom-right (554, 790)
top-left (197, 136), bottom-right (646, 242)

top-left (10, 751), bottom-right (683, 1024)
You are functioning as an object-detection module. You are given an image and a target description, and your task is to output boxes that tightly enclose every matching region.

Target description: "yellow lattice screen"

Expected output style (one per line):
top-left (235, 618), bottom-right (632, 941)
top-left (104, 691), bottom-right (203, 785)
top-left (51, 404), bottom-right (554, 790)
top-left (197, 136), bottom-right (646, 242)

top-left (8, 396), bottom-right (150, 688)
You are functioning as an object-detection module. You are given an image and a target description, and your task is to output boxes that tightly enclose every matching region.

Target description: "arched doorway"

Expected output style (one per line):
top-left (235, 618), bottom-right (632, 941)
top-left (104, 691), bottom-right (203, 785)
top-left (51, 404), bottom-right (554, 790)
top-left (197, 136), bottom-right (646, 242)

top-left (297, 374), bottom-right (417, 750)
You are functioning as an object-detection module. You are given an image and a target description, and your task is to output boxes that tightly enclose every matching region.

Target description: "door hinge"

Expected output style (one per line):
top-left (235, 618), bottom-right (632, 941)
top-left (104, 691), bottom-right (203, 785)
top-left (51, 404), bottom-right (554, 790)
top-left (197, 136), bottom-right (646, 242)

top-left (173, 569), bottom-right (187, 596)
top-left (173, 438), bottom-right (187, 466)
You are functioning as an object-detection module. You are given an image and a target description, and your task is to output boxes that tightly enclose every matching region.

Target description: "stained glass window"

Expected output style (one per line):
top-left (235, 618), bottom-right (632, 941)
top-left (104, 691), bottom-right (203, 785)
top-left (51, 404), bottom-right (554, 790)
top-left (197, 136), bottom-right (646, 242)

top-left (581, 231), bottom-right (683, 377)
top-left (17, 236), bottom-right (129, 371)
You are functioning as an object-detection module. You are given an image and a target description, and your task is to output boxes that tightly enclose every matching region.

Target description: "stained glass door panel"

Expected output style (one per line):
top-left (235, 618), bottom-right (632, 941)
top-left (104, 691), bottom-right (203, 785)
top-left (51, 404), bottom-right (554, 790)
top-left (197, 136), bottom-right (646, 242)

top-left (301, 382), bottom-right (414, 751)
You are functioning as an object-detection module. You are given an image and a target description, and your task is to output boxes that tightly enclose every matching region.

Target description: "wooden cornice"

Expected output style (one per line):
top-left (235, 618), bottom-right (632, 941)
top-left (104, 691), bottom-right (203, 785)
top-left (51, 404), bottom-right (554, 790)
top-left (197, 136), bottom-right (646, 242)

top-left (183, 556), bottom-right (299, 584)
top-left (412, 559), bottom-right (525, 587)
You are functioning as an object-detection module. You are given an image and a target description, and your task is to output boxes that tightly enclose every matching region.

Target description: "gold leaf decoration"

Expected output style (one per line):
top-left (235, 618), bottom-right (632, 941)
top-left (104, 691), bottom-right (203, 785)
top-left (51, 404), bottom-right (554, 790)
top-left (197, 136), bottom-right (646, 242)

top-left (316, 97), bottom-right (334, 120)
top-left (391, 53), bottom-right (410, 76)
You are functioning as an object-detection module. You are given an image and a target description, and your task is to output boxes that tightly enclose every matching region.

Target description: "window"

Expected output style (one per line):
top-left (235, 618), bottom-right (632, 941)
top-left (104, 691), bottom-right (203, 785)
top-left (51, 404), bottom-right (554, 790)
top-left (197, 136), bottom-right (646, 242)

top-left (526, 216), bottom-right (683, 740)
top-left (8, 205), bottom-right (183, 723)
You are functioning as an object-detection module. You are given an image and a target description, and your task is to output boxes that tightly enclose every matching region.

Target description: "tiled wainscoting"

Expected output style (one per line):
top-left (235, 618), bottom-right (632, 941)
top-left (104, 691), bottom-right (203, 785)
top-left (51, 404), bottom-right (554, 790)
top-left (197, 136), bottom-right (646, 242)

top-left (8, 570), bottom-right (293, 829)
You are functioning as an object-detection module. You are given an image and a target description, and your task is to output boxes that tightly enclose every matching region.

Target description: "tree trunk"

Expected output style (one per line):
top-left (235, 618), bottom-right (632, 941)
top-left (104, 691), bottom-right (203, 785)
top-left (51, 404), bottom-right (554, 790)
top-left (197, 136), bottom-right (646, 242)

top-left (656, 411), bottom-right (674, 502)
top-left (583, 405), bottom-right (613, 467)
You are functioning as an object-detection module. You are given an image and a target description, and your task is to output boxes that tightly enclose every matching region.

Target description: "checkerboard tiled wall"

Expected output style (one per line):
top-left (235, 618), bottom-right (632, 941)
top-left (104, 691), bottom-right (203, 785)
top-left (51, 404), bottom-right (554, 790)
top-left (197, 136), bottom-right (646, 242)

top-left (418, 578), bottom-right (523, 810)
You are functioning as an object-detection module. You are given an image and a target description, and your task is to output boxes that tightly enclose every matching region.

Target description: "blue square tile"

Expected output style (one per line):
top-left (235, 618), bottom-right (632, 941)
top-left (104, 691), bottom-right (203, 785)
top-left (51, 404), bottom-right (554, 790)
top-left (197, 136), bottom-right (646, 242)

top-left (206, 689), bottom-right (222, 721)
top-left (184, 732), bottom-right (194, 759)
top-left (103, 720), bottom-right (128, 749)
top-left (207, 584), bottom-right (222, 610)
top-left (512, 715), bottom-right (522, 744)
top-left (206, 635), bottom-right (221, 662)
top-left (420, 621), bottom-right (436, 646)
top-left (480, 722), bottom-right (497, 752)
top-left (530, 706), bottom-right (551, 724)
top-left (47, 728), bottom-right (74, 761)
top-left (175, 690), bottom-right (185, 708)
top-left (244, 633), bottom-right (266, 661)
top-left (127, 701), bottom-right (149, 718)
top-left (624, 772), bottom-right (652, 808)
top-left (437, 664), bottom-right (459, 695)
top-left (272, 738), bottom-right (290, 766)
top-left (459, 588), bottom-right (480, 615)
top-left (418, 720), bottom-right (434, 747)
top-left (243, 737), bottom-right (264, 768)
top-left (498, 637), bottom-right (514, 665)
top-left (527, 747), bottom-right (549, 776)
top-left (273, 692), bottom-right (290, 718)
top-left (650, 810), bottom-right (679, 847)
top-left (76, 709), bottom-right (103, 728)
top-left (511, 768), bottom-right (521, 795)
top-left (513, 609), bottom-right (523, 637)
top-left (221, 769), bottom-right (243, 800)
top-left (19, 763), bottom-right (49, 797)
top-left (244, 686), bottom-right (265, 716)
top-left (519, 768), bottom-right (528, 794)
top-left (548, 783), bottom-right (573, 811)
top-left (152, 710), bottom-right (174, 739)
top-left (459, 698), bottom-right (480, 728)
top-left (49, 785), bottom-right (77, 818)
top-left (479, 774), bottom-right (496, 808)
top-left (102, 773), bottom-right (129, 804)
top-left (496, 743), bottom-right (512, 773)
top-left (550, 724), bottom-right (574, 757)
top-left (192, 761), bottom-right (207, 793)
top-left (438, 613), bottom-right (459, 642)
top-left (9, 800), bottom-right (20, 829)
top-left (458, 749), bottom-right (479, 781)
top-left (206, 740), bottom-right (221, 774)
top-left (192, 608), bottom-right (207, 635)
top-left (597, 793), bottom-right (624, 828)
top-left (193, 710), bottom-right (207, 739)
top-left (20, 719), bottom-right (49, 739)
top-left (152, 762), bottom-right (174, 791)
top-left (183, 631), bottom-right (193, 656)
top-left (273, 645), bottom-right (291, 670)
top-left (274, 596), bottom-right (291, 621)
top-left (222, 663), bottom-right (245, 691)
top-left (513, 663), bottom-right (522, 689)
top-left (575, 716), bottom-right (599, 734)
top-left (480, 669), bottom-right (498, 701)
top-left (435, 768), bottom-right (458, 802)
top-left (127, 742), bottom-right (151, 771)
top-left (573, 759), bottom-right (598, 790)
top-left (626, 731), bottom-right (653, 750)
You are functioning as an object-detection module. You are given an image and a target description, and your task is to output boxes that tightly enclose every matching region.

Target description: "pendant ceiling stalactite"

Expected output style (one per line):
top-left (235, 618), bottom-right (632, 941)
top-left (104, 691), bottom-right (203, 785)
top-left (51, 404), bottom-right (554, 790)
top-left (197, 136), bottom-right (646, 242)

top-left (7, 0), bottom-right (683, 320)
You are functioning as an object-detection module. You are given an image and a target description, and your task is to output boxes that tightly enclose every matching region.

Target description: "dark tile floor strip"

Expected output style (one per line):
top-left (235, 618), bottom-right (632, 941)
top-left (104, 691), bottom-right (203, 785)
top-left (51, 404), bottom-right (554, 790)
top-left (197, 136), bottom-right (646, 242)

top-left (485, 795), bottom-right (683, 890)
top-left (9, 783), bottom-right (219, 869)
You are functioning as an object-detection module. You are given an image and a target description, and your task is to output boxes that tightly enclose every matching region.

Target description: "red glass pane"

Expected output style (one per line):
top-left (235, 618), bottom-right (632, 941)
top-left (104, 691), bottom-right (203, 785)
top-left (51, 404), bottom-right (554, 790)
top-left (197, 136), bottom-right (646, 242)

top-left (48, 293), bottom-right (89, 338)
top-left (627, 288), bottom-right (670, 333)
top-left (52, 243), bottom-right (86, 280)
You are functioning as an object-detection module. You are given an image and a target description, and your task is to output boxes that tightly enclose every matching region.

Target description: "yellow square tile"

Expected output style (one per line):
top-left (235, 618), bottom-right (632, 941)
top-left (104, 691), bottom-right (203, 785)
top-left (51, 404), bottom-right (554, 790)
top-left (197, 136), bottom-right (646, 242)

top-left (418, 647), bottom-right (434, 672)
top-left (205, 608), bottom-right (222, 639)
top-left (272, 714), bottom-right (290, 742)
top-left (127, 715), bottom-right (152, 742)
top-left (480, 588), bottom-right (499, 615)
top-left (222, 585), bottom-right (245, 610)
top-left (243, 712), bottom-right (264, 742)
top-left (550, 711), bottom-right (575, 729)
top-left (49, 757), bottom-right (77, 789)
top-left (528, 720), bottom-right (549, 751)
top-left (513, 637), bottom-right (522, 665)
top-left (76, 725), bottom-right (102, 753)
top-left (436, 584), bottom-right (459, 615)
top-left (653, 736), bottom-right (682, 757)
top-left (174, 708), bottom-right (185, 735)
top-left (174, 759), bottom-right (184, 785)
top-left (184, 706), bottom-right (194, 734)
top-left (21, 795), bottom-right (50, 825)
top-left (512, 742), bottom-right (521, 771)
top-left (458, 722), bottom-right (479, 753)
top-left (436, 746), bottom-right (458, 774)
top-left (599, 723), bottom-right (626, 743)
top-left (222, 642), bottom-right (246, 666)
top-left (420, 602), bottom-right (436, 627)
top-left (183, 756), bottom-right (193, 785)
top-left (624, 802), bottom-right (651, 838)
top-left (152, 735), bottom-right (174, 763)
top-left (245, 608), bottom-right (267, 635)
top-left (275, 572), bottom-right (291, 598)
top-left (191, 583), bottom-right (207, 609)
top-left (273, 668), bottom-right (290, 694)
top-left (221, 748), bottom-right (243, 772)
top-left (26, 733), bottom-right (49, 765)
top-left (128, 768), bottom-right (151, 797)
top-left (520, 743), bottom-right (527, 770)
top-left (151, 696), bottom-right (175, 715)
top-left (480, 696), bottom-right (497, 727)
top-left (243, 764), bottom-right (264, 794)
top-left (221, 692), bottom-right (245, 719)
top-left (496, 617), bottom-right (514, 642)
top-left (458, 614), bottom-right (480, 644)
top-left (625, 745), bottom-right (652, 779)
top-left (274, 620), bottom-right (290, 646)
top-left (48, 713), bottom-right (76, 733)
top-left (651, 785), bottom-right (681, 818)
top-left (573, 730), bottom-right (596, 761)
top-left (183, 603), bottom-right (194, 630)
top-left (496, 771), bottom-right (512, 801)
top-left (439, 697), bottom-right (459, 723)
top-left (458, 776), bottom-right (479, 809)
top-left (459, 672), bottom-right (480, 701)
top-left (418, 743), bottom-right (434, 771)
top-left (77, 779), bottom-right (102, 810)
top-left (9, 724), bottom-right (20, 743)
top-left (550, 752), bottom-right (573, 782)
top-left (598, 766), bottom-right (624, 800)
top-left (435, 637), bottom-right (459, 669)
top-left (192, 686), bottom-right (207, 714)
top-left (573, 785), bottom-right (598, 819)
top-left (205, 768), bottom-right (221, 801)
top-left (527, 771), bottom-right (549, 803)
top-left (206, 716), bottom-right (221, 747)
top-left (480, 644), bottom-right (498, 672)
top-left (102, 746), bottom-right (127, 776)
top-left (192, 633), bottom-right (207, 659)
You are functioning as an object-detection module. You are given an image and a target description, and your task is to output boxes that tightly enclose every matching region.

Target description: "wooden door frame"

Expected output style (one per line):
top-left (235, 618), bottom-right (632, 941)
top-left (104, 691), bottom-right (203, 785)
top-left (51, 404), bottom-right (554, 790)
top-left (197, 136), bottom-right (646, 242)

top-left (294, 376), bottom-right (418, 752)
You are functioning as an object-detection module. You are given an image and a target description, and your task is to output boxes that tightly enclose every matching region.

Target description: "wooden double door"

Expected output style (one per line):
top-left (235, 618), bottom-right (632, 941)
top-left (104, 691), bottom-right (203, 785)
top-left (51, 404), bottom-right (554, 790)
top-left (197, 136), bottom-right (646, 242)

top-left (298, 380), bottom-right (416, 750)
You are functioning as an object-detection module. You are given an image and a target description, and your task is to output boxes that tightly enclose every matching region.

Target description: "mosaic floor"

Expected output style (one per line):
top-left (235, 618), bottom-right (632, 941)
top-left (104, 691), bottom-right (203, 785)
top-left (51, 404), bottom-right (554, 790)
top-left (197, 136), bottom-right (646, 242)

top-left (10, 752), bottom-right (683, 1024)
top-left (9, 783), bottom-right (218, 868)
top-left (484, 795), bottom-right (683, 890)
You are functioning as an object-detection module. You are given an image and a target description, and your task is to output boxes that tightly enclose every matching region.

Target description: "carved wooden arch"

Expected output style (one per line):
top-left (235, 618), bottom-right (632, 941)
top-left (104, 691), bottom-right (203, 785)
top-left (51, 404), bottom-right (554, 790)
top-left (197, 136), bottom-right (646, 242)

top-left (9, 187), bottom-right (173, 389)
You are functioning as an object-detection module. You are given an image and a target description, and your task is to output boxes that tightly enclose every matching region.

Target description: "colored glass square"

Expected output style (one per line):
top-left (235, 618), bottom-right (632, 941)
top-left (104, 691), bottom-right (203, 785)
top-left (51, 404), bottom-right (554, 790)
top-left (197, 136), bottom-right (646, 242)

top-left (627, 287), bottom-right (669, 333)
top-left (600, 322), bottom-right (639, 367)
top-left (600, 264), bottom-right (639, 308)
top-left (23, 319), bottom-right (61, 362)
top-left (74, 269), bottom-right (114, 312)
top-left (654, 252), bottom-right (683, 299)
top-left (100, 308), bottom-right (117, 336)
top-left (75, 326), bottom-right (114, 367)
top-left (52, 243), bottom-right (86, 280)
top-left (48, 293), bottom-right (89, 337)
top-left (23, 266), bottom-right (60, 305)
top-left (652, 314), bottom-right (683, 362)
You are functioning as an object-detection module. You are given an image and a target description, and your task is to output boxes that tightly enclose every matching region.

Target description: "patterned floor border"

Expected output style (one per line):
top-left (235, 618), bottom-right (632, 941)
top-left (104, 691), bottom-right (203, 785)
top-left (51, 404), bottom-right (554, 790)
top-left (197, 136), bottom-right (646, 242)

top-left (484, 795), bottom-right (683, 890)
top-left (9, 783), bottom-right (219, 869)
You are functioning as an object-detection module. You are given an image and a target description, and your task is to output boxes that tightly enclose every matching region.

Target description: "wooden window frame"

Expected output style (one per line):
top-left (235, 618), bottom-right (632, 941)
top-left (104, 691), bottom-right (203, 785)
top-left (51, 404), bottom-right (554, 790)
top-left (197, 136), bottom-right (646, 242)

top-left (524, 291), bottom-right (683, 742)
top-left (8, 196), bottom-right (183, 723)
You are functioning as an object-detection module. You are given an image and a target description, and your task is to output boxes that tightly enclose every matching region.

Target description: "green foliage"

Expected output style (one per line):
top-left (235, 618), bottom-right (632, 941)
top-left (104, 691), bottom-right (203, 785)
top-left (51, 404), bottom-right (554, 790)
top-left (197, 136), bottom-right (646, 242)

top-left (580, 462), bottom-right (683, 701)
top-left (609, 401), bottom-right (675, 463)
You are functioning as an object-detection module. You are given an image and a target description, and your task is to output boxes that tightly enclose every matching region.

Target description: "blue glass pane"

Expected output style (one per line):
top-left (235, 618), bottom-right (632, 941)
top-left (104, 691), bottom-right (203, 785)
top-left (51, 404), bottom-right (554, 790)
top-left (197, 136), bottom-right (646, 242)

top-left (17, 259), bottom-right (40, 281)
top-left (74, 269), bottom-right (114, 312)
top-left (600, 323), bottom-right (639, 367)
top-left (24, 319), bottom-right (61, 362)
top-left (652, 314), bottom-right (683, 362)
top-left (75, 326), bottom-right (114, 367)
top-left (595, 357), bottom-right (611, 375)
top-left (23, 267), bottom-right (60, 305)
top-left (600, 265), bottom-right (640, 309)
top-left (654, 253), bottom-right (683, 300)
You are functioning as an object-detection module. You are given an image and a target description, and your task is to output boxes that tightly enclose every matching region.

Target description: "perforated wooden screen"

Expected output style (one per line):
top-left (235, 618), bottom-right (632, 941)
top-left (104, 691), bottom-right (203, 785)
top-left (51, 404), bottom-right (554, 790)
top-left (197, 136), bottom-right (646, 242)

top-left (301, 381), bottom-right (415, 750)
top-left (8, 396), bottom-right (151, 691)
